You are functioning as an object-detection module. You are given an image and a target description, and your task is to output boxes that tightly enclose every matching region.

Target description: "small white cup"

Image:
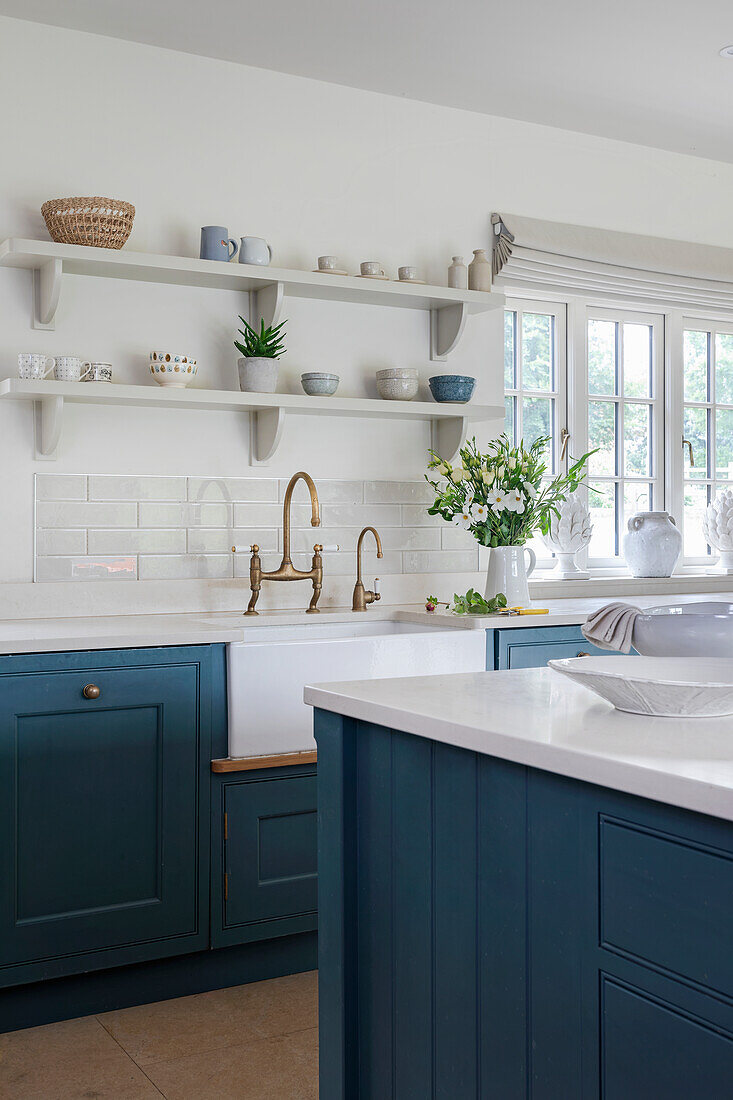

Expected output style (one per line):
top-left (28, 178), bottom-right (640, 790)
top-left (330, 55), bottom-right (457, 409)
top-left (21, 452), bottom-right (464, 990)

top-left (18, 354), bottom-right (54, 380)
top-left (318, 255), bottom-right (340, 271)
top-left (361, 261), bottom-right (385, 277)
top-left (53, 357), bottom-right (91, 382)
top-left (82, 362), bottom-right (113, 383)
top-left (398, 266), bottom-right (418, 281)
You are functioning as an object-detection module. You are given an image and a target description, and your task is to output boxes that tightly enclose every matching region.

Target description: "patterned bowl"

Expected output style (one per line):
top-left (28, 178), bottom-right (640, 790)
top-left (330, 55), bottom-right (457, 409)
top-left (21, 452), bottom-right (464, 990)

top-left (150, 352), bottom-right (198, 388)
top-left (376, 368), bottom-right (419, 401)
top-left (428, 375), bottom-right (476, 403)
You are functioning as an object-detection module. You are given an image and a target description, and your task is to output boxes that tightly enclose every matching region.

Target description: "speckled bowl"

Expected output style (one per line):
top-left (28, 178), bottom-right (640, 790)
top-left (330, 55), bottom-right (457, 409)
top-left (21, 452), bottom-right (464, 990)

top-left (428, 374), bottom-right (475, 403)
top-left (301, 372), bottom-right (340, 396)
top-left (376, 368), bottom-right (419, 401)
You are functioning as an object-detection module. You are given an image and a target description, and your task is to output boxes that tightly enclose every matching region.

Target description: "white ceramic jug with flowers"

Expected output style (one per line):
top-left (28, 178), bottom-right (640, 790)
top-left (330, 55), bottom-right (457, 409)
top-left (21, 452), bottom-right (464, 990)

top-left (425, 434), bottom-right (594, 608)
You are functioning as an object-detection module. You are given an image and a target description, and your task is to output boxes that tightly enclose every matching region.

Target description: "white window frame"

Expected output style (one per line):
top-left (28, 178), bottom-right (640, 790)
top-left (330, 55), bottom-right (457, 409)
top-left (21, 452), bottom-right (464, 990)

top-left (503, 297), bottom-right (567, 569)
top-left (671, 316), bottom-right (733, 565)
top-left (580, 305), bottom-right (665, 568)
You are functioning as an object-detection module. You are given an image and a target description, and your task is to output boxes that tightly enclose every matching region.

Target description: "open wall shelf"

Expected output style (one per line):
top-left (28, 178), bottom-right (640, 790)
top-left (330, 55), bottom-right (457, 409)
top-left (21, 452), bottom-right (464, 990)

top-left (0, 379), bottom-right (504, 464)
top-left (0, 239), bottom-right (504, 360)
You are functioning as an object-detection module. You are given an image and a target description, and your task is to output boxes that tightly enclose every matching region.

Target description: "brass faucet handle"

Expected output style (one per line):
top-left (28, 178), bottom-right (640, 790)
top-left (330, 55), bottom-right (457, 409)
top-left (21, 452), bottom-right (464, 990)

top-left (315, 544), bottom-right (340, 552)
top-left (232, 544), bottom-right (259, 554)
top-left (367, 578), bottom-right (381, 604)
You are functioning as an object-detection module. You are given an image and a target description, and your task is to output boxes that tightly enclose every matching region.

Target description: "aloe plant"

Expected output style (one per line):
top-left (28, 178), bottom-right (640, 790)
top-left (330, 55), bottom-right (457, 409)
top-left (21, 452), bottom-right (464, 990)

top-left (234, 316), bottom-right (287, 359)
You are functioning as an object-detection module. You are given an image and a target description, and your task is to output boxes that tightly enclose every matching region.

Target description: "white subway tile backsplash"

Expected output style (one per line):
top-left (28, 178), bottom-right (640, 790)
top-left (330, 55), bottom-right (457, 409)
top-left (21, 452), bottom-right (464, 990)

top-left (88, 529), bottom-right (187, 554)
top-left (37, 502), bottom-right (138, 528)
top-left (88, 476), bottom-right (186, 501)
top-left (34, 474), bottom-right (477, 583)
top-left (280, 479), bottom-right (364, 504)
top-left (188, 477), bottom-right (278, 503)
top-left (402, 550), bottom-right (480, 573)
top-left (364, 481), bottom-right (433, 504)
top-left (187, 528), bottom-right (279, 554)
top-left (35, 474), bottom-right (88, 501)
top-left (138, 555), bottom-right (233, 580)
top-left (35, 529), bottom-right (87, 556)
top-left (139, 502), bottom-right (232, 527)
top-left (35, 556), bottom-right (137, 581)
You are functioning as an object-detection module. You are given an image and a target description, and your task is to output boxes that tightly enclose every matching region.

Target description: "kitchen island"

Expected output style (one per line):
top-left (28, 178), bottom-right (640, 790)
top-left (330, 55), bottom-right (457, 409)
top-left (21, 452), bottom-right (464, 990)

top-left (306, 668), bottom-right (733, 1099)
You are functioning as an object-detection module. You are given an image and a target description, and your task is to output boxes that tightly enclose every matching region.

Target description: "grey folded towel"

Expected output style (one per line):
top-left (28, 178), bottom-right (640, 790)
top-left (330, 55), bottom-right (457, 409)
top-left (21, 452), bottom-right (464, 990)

top-left (581, 601), bottom-right (641, 654)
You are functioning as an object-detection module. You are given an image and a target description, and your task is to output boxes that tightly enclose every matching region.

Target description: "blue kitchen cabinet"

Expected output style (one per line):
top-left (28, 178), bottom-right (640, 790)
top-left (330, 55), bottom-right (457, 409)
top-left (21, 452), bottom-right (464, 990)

top-left (0, 646), bottom-right (215, 989)
top-left (317, 712), bottom-right (733, 1099)
top-left (492, 623), bottom-right (632, 669)
top-left (212, 764), bottom-right (318, 948)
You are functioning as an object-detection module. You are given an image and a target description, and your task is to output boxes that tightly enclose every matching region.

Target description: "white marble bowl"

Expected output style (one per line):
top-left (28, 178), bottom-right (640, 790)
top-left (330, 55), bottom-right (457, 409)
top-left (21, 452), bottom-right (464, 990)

top-left (549, 656), bottom-right (733, 717)
top-left (632, 601), bottom-right (733, 657)
top-left (376, 368), bottom-right (419, 401)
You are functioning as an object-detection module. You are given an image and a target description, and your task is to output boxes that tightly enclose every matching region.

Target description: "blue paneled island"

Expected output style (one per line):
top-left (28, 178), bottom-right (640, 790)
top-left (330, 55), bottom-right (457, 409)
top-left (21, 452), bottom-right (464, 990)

top-left (307, 667), bottom-right (733, 1100)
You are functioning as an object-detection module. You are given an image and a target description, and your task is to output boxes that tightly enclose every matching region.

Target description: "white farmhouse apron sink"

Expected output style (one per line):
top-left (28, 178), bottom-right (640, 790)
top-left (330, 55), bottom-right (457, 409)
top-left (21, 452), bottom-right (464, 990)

top-left (226, 620), bottom-right (486, 756)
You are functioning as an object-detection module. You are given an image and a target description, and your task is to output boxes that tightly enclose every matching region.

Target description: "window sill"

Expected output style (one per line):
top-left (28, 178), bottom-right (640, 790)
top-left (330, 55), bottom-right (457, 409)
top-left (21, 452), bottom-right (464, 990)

top-left (529, 570), bottom-right (733, 600)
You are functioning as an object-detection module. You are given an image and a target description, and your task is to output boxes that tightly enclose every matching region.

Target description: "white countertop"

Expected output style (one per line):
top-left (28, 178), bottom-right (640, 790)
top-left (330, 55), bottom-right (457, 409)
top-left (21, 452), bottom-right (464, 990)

top-left (1, 590), bottom-right (733, 654)
top-left (305, 667), bottom-right (733, 821)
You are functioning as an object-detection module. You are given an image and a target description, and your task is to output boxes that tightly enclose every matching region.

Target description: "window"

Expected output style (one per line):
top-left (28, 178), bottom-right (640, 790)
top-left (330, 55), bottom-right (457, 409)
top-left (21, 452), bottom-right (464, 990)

top-left (503, 300), bottom-right (566, 471)
top-left (681, 322), bottom-right (733, 559)
top-left (584, 308), bottom-right (664, 566)
top-left (504, 300), bottom-right (566, 566)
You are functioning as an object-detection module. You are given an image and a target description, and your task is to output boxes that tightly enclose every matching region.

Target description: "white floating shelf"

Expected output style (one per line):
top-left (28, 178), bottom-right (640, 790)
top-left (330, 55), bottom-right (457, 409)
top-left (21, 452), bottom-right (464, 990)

top-left (0, 379), bottom-right (503, 464)
top-left (0, 238), bottom-right (504, 359)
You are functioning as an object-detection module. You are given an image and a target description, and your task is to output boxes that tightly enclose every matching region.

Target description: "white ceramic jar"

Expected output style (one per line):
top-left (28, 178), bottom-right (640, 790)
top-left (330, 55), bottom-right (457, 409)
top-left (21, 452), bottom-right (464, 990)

top-left (622, 511), bottom-right (682, 577)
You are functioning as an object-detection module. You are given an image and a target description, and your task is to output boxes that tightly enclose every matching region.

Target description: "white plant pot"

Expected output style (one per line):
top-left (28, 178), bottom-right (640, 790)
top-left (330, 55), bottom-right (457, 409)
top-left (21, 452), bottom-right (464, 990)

top-left (238, 356), bottom-right (279, 393)
top-left (485, 545), bottom-right (536, 608)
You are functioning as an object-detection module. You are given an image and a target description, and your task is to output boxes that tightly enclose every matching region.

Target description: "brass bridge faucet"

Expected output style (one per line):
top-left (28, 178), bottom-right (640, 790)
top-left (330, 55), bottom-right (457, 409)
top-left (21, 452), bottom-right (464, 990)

top-left (235, 471), bottom-right (323, 616)
top-left (352, 526), bottom-right (383, 611)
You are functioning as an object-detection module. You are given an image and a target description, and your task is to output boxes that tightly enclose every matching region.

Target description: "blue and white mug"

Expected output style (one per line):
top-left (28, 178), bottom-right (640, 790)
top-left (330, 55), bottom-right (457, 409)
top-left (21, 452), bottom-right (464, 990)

top-left (200, 226), bottom-right (238, 262)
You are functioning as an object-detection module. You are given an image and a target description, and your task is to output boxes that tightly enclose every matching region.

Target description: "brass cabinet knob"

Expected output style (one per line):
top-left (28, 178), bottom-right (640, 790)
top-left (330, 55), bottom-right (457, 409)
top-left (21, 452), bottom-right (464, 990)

top-left (82, 683), bottom-right (101, 699)
top-left (576, 651), bottom-right (590, 658)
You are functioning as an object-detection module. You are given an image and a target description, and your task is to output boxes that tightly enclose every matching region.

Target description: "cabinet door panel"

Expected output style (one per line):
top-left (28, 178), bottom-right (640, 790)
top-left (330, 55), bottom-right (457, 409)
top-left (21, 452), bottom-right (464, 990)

top-left (224, 774), bottom-right (317, 934)
top-left (0, 660), bottom-right (204, 977)
top-left (495, 625), bottom-right (632, 669)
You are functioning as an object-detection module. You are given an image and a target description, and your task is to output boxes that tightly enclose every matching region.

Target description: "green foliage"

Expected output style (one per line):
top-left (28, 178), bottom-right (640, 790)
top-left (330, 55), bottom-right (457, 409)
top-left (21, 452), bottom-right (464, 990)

top-left (234, 317), bottom-right (287, 359)
top-left (451, 589), bottom-right (507, 615)
top-left (425, 434), bottom-right (595, 548)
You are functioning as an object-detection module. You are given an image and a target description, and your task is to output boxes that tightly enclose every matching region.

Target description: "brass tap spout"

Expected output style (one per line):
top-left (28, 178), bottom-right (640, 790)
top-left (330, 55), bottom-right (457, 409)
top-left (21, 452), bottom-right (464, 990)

top-left (352, 526), bottom-right (383, 611)
top-left (242, 471), bottom-right (323, 615)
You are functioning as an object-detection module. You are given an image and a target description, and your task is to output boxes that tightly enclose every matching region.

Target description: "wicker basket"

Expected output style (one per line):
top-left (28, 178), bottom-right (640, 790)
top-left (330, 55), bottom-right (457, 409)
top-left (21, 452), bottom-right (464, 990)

top-left (41, 196), bottom-right (135, 249)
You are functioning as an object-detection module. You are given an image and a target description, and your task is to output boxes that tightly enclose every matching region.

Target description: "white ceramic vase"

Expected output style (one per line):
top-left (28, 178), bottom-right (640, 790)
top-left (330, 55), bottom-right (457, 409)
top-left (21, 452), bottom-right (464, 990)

top-left (622, 511), bottom-right (682, 578)
top-left (702, 489), bottom-right (733, 573)
top-left (238, 356), bottom-right (279, 393)
top-left (485, 545), bottom-right (536, 607)
top-left (542, 495), bottom-right (593, 579)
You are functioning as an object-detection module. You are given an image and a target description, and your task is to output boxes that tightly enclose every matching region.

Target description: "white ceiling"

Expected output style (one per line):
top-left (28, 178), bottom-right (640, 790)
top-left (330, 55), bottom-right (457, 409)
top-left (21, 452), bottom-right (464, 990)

top-left (2, 0), bottom-right (733, 161)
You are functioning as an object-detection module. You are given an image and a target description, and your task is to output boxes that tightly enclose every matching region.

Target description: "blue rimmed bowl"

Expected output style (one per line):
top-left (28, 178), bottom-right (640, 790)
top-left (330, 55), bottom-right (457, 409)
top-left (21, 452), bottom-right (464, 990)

top-left (428, 374), bottom-right (476, 403)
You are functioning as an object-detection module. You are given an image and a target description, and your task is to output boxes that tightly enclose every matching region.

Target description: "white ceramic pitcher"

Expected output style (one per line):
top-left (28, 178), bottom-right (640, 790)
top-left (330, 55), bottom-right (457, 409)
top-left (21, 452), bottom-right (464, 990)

top-left (485, 545), bottom-right (536, 607)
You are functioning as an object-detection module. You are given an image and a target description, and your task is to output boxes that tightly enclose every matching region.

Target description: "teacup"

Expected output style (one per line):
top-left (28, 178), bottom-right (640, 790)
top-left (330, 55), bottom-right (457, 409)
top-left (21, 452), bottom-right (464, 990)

top-left (18, 353), bottom-right (54, 380)
top-left (52, 357), bottom-right (91, 382)
top-left (398, 266), bottom-right (418, 282)
top-left (361, 261), bottom-right (385, 277)
top-left (318, 255), bottom-right (340, 271)
top-left (82, 362), bottom-right (113, 383)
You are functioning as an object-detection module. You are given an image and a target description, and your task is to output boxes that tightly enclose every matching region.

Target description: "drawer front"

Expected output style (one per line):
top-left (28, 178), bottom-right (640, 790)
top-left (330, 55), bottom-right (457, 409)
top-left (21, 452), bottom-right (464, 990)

top-left (600, 817), bottom-right (733, 998)
top-left (494, 625), bottom-right (631, 669)
top-left (0, 648), bottom-right (212, 984)
top-left (222, 772), bottom-right (318, 942)
top-left (602, 977), bottom-right (733, 1099)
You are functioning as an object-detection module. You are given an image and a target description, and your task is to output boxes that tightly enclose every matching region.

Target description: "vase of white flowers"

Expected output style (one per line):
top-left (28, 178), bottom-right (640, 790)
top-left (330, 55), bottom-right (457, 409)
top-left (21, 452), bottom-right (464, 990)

top-left (426, 434), bottom-right (593, 606)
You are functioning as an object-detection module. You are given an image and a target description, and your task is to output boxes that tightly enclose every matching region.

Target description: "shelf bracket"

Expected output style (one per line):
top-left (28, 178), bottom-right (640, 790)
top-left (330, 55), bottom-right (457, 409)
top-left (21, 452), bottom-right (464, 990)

top-left (34, 396), bottom-right (64, 460)
top-left (33, 258), bottom-right (62, 330)
top-left (430, 302), bottom-right (468, 362)
top-left (250, 281), bottom-right (284, 329)
top-left (250, 407), bottom-right (286, 466)
top-left (431, 416), bottom-right (469, 463)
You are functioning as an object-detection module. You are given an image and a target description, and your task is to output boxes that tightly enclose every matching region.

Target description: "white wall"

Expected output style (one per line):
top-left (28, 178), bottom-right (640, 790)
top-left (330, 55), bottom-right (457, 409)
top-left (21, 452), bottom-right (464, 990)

top-left (2, 15), bottom-right (733, 615)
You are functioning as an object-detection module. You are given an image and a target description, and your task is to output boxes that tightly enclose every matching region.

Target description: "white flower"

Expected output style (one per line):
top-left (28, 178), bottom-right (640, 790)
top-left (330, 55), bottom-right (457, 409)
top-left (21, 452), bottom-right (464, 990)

top-left (452, 507), bottom-right (472, 529)
top-left (481, 470), bottom-right (494, 486)
top-left (487, 488), bottom-right (507, 511)
top-left (437, 463), bottom-right (452, 477)
top-left (504, 489), bottom-right (526, 514)
top-left (523, 481), bottom-right (537, 498)
top-left (470, 502), bottom-right (488, 522)
top-left (507, 457), bottom-right (517, 470)
top-left (452, 468), bottom-right (467, 482)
